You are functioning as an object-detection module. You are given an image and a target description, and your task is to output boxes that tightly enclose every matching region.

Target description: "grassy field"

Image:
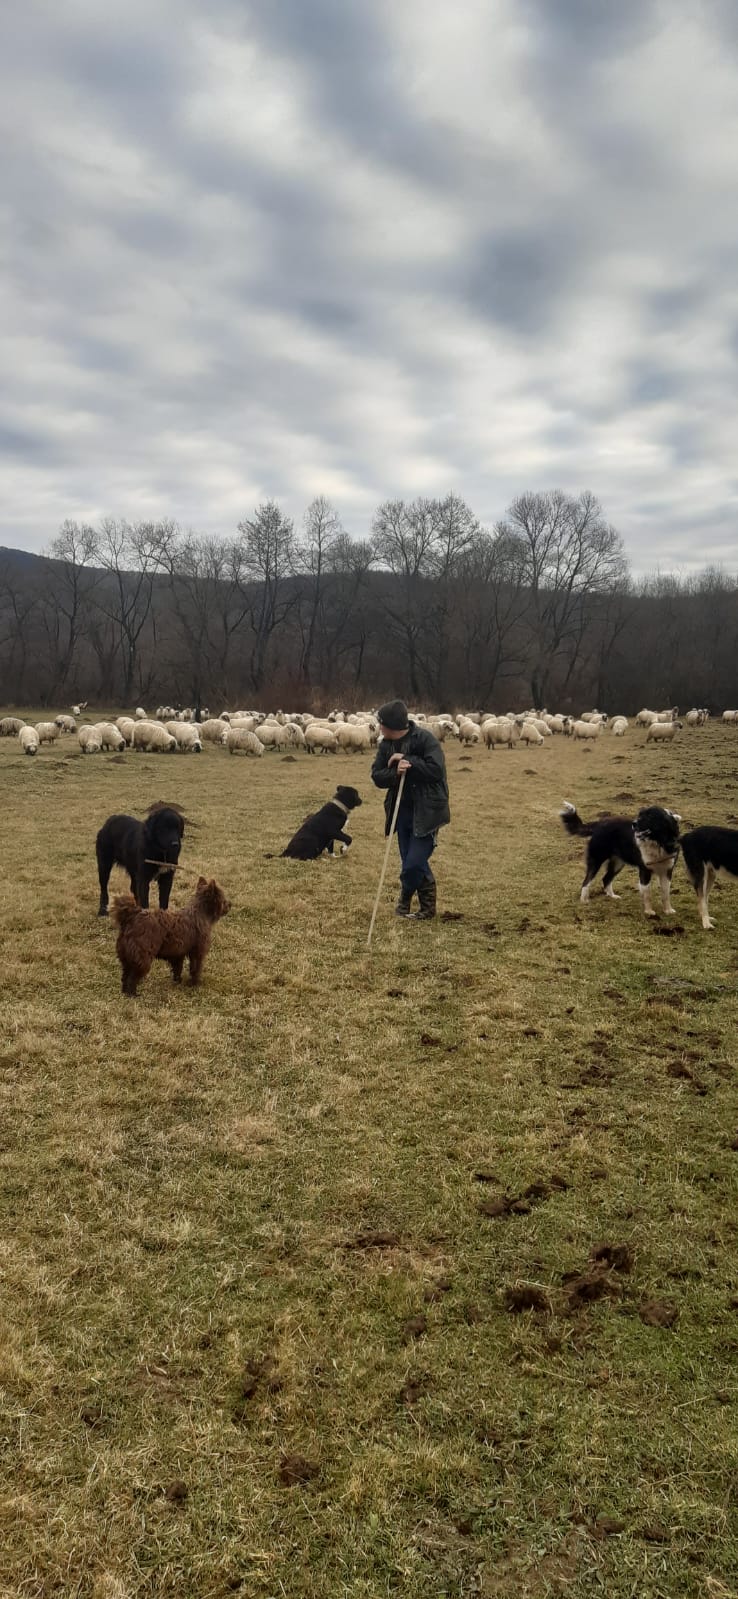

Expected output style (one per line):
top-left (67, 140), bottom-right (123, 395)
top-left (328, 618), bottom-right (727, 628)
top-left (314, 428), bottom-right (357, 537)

top-left (1, 717), bottom-right (737, 1599)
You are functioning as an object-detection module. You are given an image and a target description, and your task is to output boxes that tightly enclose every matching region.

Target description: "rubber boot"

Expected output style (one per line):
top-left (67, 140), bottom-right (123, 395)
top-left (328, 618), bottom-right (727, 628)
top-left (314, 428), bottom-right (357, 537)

top-left (395, 886), bottom-right (414, 917)
top-left (411, 879), bottom-right (437, 920)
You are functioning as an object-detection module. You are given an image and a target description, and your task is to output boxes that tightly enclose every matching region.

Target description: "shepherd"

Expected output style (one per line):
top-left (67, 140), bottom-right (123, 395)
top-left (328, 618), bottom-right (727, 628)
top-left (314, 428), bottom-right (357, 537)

top-left (371, 700), bottom-right (450, 920)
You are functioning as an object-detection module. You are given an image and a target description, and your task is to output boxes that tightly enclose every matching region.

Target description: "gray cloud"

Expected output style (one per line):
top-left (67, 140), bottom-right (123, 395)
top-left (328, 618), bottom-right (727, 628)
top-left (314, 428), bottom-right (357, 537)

top-left (0, 0), bottom-right (737, 569)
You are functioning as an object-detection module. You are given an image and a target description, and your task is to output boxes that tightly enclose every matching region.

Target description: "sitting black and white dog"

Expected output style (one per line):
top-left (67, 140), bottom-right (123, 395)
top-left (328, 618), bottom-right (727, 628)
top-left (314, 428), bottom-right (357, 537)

top-left (281, 786), bottom-right (362, 860)
top-left (680, 826), bottom-right (738, 929)
top-left (560, 800), bottom-right (681, 916)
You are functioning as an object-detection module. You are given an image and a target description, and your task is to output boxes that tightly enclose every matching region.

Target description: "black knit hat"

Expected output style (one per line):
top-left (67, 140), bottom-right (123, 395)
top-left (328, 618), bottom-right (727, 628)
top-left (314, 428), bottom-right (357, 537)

top-left (377, 699), bottom-right (410, 731)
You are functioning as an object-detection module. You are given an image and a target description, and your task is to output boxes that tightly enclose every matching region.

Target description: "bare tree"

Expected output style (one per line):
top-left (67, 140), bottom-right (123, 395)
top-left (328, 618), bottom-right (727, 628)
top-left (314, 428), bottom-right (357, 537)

top-left (293, 497), bottom-right (344, 690)
top-left (500, 490), bottom-right (628, 705)
top-left (234, 502), bottom-right (296, 693)
top-left (41, 520), bottom-right (100, 696)
top-left (92, 519), bottom-right (161, 702)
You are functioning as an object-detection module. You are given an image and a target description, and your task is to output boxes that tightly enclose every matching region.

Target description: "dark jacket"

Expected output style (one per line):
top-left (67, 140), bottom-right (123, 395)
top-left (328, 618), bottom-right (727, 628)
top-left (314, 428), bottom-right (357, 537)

top-left (371, 722), bottom-right (450, 837)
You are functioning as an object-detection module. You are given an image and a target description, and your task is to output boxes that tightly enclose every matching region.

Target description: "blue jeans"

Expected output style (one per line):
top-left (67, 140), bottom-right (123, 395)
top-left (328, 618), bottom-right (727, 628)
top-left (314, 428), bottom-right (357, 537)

top-left (396, 814), bottom-right (436, 893)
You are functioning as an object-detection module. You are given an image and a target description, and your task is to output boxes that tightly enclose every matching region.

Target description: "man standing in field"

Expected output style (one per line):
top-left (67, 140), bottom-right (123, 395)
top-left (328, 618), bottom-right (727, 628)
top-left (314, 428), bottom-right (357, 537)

top-left (371, 700), bottom-right (450, 920)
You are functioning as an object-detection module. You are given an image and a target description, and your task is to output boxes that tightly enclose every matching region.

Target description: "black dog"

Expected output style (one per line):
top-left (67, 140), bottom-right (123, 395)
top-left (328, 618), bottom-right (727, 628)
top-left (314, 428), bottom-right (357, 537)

top-left (680, 825), bottom-right (738, 929)
top-left (560, 800), bottom-right (681, 916)
top-left (96, 802), bottom-right (186, 916)
top-left (280, 786), bottom-right (362, 860)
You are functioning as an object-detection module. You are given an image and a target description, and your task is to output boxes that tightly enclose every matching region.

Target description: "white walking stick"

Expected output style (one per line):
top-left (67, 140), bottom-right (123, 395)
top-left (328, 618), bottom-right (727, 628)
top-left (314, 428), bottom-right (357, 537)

top-left (367, 771), bottom-right (406, 948)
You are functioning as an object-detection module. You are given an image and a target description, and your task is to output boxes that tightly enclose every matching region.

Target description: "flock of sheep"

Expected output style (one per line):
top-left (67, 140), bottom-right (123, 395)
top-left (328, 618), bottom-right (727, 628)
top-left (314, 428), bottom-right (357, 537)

top-left (0, 702), bottom-right (723, 758)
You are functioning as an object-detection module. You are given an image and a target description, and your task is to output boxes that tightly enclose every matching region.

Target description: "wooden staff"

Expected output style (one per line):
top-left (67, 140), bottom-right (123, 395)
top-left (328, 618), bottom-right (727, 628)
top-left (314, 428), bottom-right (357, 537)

top-left (367, 771), bottom-right (406, 949)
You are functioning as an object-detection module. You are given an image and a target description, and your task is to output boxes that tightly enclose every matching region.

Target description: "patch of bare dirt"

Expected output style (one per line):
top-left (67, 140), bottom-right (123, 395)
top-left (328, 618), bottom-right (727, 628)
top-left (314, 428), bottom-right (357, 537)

top-left (639, 1298), bottom-right (679, 1328)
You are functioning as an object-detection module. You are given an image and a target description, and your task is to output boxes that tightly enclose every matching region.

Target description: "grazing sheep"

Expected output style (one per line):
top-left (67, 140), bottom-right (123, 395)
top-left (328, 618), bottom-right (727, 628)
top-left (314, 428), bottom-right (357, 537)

top-left (95, 722), bottom-right (126, 752)
top-left (722, 710), bottom-right (737, 724)
top-left (636, 708), bottom-right (658, 727)
top-left (685, 709), bottom-right (703, 727)
top-left (532, 718), bottom-right (552, 737)
top-left (336, 723), bottom-right (372, 753)
top-left (257, 722), bottom-right (290, 751)
top-left (116, 717), bottom-right (136, 746)
top-left (226, 726), bottom-right (264, 756)
top-left (71, 702), bottom-right (88, 716)
top-left (78, 725), bottom-right (103, 753)
top-left (283, 722), bottom-right (307, 749)
top-left (547, 715), bottom-right (565, 734)
top-left (164, 722), bottom-right (203, 752)
top-left (132, 721), bottom-right (177, 753)
top-left (305, 725), bottom-right (338, 755)
top-left (519, 721), bottom-right (544, 746)
top-left (200, 718), bottom-right (229, 743)
top-left (228, 714), bottom-right (257, 733)
top-left (572, 719), bottom-right (601, 741)
top-left (134, 707), bottom-right (148, 720)
top-left (611, 717), bottom-right (628, 736)
top-left (457, 718), bottom-right (481, 745)
top-left (646, 720), bottom-right (681, 743)
top-left (54, 714), bottom-right (77, 733)
top-left (0, 716), bottom-right (25, 736)
top-left (19, 726), bottom-right (39, 755)
top-left (35, 721), bottom-right (60, 744)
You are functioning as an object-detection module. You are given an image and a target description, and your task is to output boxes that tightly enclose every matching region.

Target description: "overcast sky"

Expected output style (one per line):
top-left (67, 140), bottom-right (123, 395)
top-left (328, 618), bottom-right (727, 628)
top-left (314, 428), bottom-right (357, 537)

top-left (1, 0), bottom-right (737, 569)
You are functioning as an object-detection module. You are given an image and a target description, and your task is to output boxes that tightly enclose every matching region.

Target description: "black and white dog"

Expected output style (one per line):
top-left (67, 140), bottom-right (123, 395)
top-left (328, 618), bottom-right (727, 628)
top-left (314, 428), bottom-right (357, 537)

top-left (680, 826), bottom-right (738, 929)
top-left (280, 786), bottom-right (362, 860)
top-left (560, 800), bottom-right (681, 916)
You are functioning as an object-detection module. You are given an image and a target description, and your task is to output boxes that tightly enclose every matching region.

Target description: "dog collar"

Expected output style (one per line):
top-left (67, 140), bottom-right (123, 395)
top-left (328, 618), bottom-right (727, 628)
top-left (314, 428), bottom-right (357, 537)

top-left (331, 799), bottom-right (350, 816)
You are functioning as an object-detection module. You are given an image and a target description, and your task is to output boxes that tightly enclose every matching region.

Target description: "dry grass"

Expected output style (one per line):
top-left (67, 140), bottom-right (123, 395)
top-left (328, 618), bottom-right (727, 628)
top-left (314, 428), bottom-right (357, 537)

top-left (1, 718), bottom-right (738, 1597)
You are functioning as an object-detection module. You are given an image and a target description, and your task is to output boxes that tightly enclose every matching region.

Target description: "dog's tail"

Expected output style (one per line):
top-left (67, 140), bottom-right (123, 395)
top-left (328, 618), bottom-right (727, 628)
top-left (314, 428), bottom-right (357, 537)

top-left (110, 893), bottom-right (143, 930)
top-left (559, 799), bottom-right (596, 837)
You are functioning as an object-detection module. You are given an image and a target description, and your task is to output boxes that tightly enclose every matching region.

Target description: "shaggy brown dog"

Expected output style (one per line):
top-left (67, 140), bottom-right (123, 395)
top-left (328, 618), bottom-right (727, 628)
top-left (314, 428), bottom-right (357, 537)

top-left (111, 876), bottom-right (230, 995)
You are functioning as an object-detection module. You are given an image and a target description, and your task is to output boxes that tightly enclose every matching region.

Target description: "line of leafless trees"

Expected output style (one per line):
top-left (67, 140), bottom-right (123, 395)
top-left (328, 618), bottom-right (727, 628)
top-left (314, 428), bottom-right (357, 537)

top-left (0, 490), bottom-right (735, 712)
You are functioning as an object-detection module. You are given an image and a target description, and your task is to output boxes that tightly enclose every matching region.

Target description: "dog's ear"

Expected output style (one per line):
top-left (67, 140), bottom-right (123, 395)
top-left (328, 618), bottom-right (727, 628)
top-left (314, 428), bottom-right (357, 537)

top-left (196, 875), bottom-right (207, 890)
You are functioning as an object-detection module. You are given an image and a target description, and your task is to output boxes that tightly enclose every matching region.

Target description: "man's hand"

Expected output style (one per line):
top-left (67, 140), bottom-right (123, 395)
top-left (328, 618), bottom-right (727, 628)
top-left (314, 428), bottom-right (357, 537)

top-left (396, 758), bottom-right (411, 773)
top-left (388, 752), bottom-right (403, 768)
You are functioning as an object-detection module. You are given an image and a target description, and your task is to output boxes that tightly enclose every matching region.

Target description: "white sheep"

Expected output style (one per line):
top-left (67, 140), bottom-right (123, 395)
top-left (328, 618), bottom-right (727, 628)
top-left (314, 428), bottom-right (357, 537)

top-left (257, 722), bottom-right (291, 750)
top-left (611, 717), bottom-right (628, 736)
top-left (457, 718), bottom-right (481, 745)
top-left (283, 722), bottom-right (307, 749)
top-left (336, 723), bottom-right (372, 753)
top-left (176, 723), bottom-right (204, 753)
top-left (95, 722), bottom-right (126, 751)
top-left (165, 721), bottom-right (203, 752)
top-left (132, 720), bottom-right (177, 753)
top-left (200, 718), bottom-right (230, 743)
top-left (229, 714), bottom-right (257, 733)
top-left (532, 718), bottom-right (552, 737)
top-left (116, 717), bottom-right (136, 746)
top-left (134, 707), bottom-right (148, 720)
top-left (226, 726), bottom-right (264, 756)
top-left (71, 701), bottom-right (88, 716)
top-left (305, 725), bottom-right (338, 754)
top-left (572, 719), bottom-right (601, 741)
top-left (722, 710), bottom-right (737, 724)
top-left (645, 720), bottom-right (680, 742)
top-left (656, 707), bottom-right (679, 723)
top-left (19, 726), bottom-right (39, 755)
top-left (636, 709), bottom-right (658, 727)
top-left (78, 724), bottom-right (102, 753)
top-left (54, 714), bottom-right (77, 733)
top-left (0, 716), bottom-right (25, 736)
top-left (685, 709), bottom-right (704, 727)
top-left (519, 721), bottom-right (544, 746)
top-left (35, 721), bottom-right (60, 744)
top-left (484, 718), bottom-right (520, 750)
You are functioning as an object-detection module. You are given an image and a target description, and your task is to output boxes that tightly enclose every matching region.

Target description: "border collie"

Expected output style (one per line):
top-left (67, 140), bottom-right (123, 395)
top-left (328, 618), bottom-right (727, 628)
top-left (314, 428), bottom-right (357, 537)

top-left (560, 800), bottom-right (681, 916)
top-left (280, 786), bottom-right (362, 860)
top-left (680, 826), bottom-right (738, 929)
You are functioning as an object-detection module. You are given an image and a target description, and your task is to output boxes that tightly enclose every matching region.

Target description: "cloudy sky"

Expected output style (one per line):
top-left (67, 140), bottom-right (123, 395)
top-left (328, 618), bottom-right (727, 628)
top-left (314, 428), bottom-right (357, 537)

top-left (1, 0), bottom-right (737, 568)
